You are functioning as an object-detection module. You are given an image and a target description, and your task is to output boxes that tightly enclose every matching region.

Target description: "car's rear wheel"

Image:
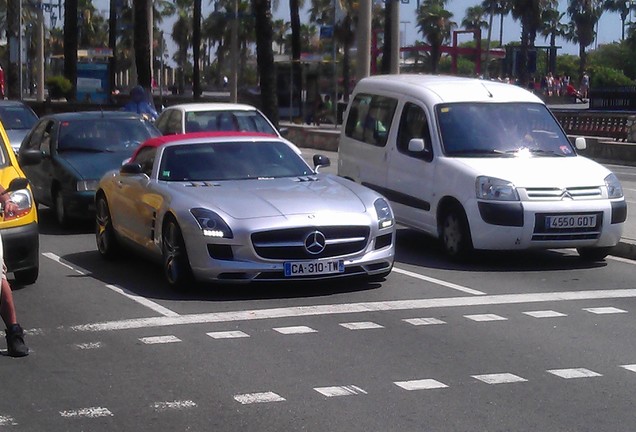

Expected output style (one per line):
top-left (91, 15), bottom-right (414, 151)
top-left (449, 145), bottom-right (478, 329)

top-left (53, 189), bottom-right (69, 227)
top-left (95, 195), bottom-right (119, 259)
top-left (162, 218), bottom-right (193, 290)
top-left (577, 246), bottom-right (613, 261)
top-left (440, 206), bottom-right (473, 261)
top-left (13, 266), bottom-right (38, 285)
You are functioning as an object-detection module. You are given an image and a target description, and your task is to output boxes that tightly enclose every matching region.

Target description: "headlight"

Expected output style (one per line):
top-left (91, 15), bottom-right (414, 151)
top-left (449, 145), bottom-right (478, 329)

top-left (4, 189), bottom-right (33, 221)
top-left (476, 176), bottom-right (519, 201)
top-left (190, 208), bottom-right (233, 238)
top-left (76, 180), bottom-right (99, 192)
top-left (374, 198), bottom-right (394, 229)
top-left (605, 173), bottom-right (623, 198)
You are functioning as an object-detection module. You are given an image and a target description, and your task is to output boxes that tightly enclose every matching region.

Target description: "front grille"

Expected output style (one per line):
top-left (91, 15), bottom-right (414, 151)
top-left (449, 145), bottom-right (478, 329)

top-left (252, 226), bottom-right (370, 260)
top-left (524, 186), bottom-right (602, 200)
top-left (532, 212), bottom-right (602, 241)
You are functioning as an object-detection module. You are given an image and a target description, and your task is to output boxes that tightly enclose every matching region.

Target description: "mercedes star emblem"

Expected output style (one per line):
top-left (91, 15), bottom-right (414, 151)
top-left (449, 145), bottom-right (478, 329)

top-left (304, 231), bottom-right (326, 255)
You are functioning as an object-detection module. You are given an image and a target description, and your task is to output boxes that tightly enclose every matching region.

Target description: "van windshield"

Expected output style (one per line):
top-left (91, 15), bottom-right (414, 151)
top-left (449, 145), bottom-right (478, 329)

top-left (436, 102), bottom-right (576, 157)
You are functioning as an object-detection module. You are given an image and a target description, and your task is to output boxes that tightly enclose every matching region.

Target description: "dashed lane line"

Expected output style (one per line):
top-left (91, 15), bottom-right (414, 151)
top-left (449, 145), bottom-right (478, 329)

top-left (392, 267), bottom-right (486, 295)
top-left (70, 288), bottom-right (636, 333)
top-left (43, 252), bottom-right (180, 318)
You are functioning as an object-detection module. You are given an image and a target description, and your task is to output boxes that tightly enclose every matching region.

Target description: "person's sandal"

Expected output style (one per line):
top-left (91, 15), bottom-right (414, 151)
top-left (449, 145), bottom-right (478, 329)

top-left (6, 324), bottom-right (28, 357)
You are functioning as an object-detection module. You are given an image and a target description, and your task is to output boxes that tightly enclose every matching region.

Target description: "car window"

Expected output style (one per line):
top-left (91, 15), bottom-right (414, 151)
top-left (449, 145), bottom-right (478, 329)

top-left (396, 103), bottom-right (433, 161)
top-left (166, 110), bottom-right (182, 134)
top-left (344, 94), bottom-right (397, 147)
top-left (158, 141), bottom-right (313, 182)
top-left (23, 120), bottom-right (48, 151)
top-left (436, 102), bottom-right (575, 157)
top-left (155, 110), bottom-right (170, 132)
top-left (186, 110), bottom-right (278, 135)
top-left (0, 105), bottom-right (38, 130)
top-left (132, 146), bottom-right (157, 176)
top-left (57, 118), bottom-right (159, 153)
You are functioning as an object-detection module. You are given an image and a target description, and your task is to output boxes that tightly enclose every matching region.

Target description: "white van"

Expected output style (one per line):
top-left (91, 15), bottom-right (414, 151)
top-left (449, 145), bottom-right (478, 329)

top-left (338, 74), bottom-right (627, 260)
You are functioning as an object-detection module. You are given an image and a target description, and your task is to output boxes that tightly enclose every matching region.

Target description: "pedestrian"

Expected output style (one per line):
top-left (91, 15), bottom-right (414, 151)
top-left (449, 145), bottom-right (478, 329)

top-left (580, 72), bottom-right (590, 99)
top-left (122, 85), bottom-right (158, 122)
top-left (0, 191), bottom-right (28, 357)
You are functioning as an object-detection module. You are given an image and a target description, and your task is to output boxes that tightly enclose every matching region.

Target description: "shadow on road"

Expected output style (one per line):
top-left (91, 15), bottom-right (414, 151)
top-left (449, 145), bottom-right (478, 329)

top-left (37, 207), bottom-right (94, 235)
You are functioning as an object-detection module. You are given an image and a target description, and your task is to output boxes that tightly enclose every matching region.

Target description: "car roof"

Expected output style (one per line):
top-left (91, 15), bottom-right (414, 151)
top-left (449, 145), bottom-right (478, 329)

top-left (130, 131), bottom-right (277, 160)
top-left (40, 111), bottom-right (145, 121)
top-left (356, 74), bottom-right (543, 104)
top-left (162, 103), bottom-right (261, 112)
top-left (0, 100), bottom-right (32, 108)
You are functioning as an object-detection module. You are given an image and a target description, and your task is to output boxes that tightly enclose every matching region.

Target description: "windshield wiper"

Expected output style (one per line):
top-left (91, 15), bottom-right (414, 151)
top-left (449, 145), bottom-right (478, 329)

top-left (525, 148), bottom-right (565, 156)
top-left (58, 147), bottom-right (107, 153)
top-left (449, 149), bottom-right (511, 156)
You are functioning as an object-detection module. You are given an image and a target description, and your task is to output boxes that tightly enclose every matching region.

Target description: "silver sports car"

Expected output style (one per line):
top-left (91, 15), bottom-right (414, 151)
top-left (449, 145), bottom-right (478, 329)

top-left (95, 132), bottom-right (395, 288)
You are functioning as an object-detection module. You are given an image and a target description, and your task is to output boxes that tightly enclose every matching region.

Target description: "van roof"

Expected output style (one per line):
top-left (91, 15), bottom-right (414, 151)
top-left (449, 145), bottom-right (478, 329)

top-left (356, 74), bottom-right (543, 104)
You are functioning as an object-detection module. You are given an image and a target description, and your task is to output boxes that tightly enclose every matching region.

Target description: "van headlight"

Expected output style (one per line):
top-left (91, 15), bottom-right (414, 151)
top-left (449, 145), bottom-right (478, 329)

top-left (374, 198), bottom-right (394, 229)
top-left (190, 208), bottom-right (233, 238)
top-left (605, 173), bottom-right (623, 198)
top-left (77, 180), bottom-right (99, 192)
top-left (476, 176), bottom-right (519, 201)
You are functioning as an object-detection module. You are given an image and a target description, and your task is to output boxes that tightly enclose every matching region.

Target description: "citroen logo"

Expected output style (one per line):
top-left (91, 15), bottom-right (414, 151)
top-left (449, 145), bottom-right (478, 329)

top-left (304, 231), bottom-right (326, 255)
top-left (561, 189), bottom-right (573, 200)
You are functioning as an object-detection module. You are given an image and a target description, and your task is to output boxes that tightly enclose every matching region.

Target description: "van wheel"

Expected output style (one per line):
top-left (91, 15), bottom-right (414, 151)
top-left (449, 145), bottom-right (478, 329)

top-left (577, 247), bottom-right (612, 261)
top-left (441, 207), bottom-right (473, 260)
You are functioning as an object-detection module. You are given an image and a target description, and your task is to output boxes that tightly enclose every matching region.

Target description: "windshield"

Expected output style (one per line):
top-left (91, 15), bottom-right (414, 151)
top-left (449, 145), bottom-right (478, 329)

top-left (58, 118), bottom-right (160, 152)
top-left (184, 110), bottom-right (277, 134)
top-left (0, 105), bottom-right (38, 131)
top-left (436, 102), bottom-right (575, 157)
top-left (158, 141), bottom-right (313, 181)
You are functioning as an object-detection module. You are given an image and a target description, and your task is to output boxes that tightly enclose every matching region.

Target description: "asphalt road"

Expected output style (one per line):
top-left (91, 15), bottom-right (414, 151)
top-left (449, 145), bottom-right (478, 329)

top-left (1, 151), bottom-right (636, 431)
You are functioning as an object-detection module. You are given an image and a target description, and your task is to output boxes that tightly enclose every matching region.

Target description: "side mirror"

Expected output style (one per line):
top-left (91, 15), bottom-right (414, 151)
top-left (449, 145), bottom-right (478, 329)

top-left (278, 127), bottom-right (289, 137)
top-left (3, 178), bottom-right (29, 195)
top-left (575, 136), bottom-right (586, 150)
top-left (18, 149), bottom-right (43, 166)
top-left (120, 163), bottom-right (143, 175)
top-left (313, 154), bottom-right (331, 169)
top-left (408, 138), bottom-right (426, 152)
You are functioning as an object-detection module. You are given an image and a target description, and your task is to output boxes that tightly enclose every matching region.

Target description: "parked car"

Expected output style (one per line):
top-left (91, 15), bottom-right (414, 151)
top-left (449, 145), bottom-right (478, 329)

top-left (19, 111), bottom-right (161, 226)
top-left (95, 132), bottom-right (395, 289)
top-left (0, 100), bottom-right (39, 153)
top-left (338, 74), bottom-right (626, 261)
top-left (0, 118), bottom-right (39, 284)
top-left (154, 102), bottom-right (290, 139)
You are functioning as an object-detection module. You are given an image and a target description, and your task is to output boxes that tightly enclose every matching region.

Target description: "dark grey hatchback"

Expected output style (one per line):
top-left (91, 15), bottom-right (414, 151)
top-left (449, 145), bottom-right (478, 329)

top-left (18, 111), bottom-right (160, 226)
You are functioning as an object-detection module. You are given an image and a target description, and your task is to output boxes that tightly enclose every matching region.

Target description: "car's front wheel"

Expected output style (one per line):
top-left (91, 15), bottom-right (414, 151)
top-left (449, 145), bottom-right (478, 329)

top-left (440, 206), bottom-right (473, 261)
top-left (162, 218), bottom-right (194, 290)
top-left (53, 189), bottom-right (69, 227)
top-left (95, 195), bottom-right (119, 259)
top-left (13, 266), bottom-right (38, 285)
top-left (577, 246), bottom-right (613, 261)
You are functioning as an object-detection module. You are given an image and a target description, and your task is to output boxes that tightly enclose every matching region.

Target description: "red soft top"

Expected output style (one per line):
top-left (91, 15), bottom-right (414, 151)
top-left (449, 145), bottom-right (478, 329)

top-left (130, 131), bottom-right (275, 161)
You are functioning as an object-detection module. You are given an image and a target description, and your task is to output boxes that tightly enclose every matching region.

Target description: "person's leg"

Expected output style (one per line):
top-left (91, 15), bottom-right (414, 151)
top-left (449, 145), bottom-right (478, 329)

top-left (0, 277), bottom-right (17, 326)
top-left (0, 277), bottom-right (28, 357)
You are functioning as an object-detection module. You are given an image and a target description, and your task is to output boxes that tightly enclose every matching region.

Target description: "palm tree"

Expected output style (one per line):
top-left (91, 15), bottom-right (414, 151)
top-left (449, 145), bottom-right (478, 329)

top-left (462, 5), bottom-right (488, 32)
top-left (540, 7), bottom-right (566, 74)
top-left (416, 0), bottom-right (455, 74)
top-left (604, 0), bottom-right (635, 40)
top-left (64, 0), bottom-right (79, 100)
top-left (273, 19), bottom-right (291, 54)
top-left (171, 0), bottom-right (193, 94)
top-left (481, 0), bottom-right (512, 47)
top-left (510, 0), bottom-right (551, 85)
top-left (566, 0), bottom-right (604, 80)
top-left (133, 0), bottom-right (152, 90)
top-left (289, 0), bottom-right (306, 119)
top-left (193, 0), bottom-right (202, 98)
top-left (252, 0), bottom-right (278, 126)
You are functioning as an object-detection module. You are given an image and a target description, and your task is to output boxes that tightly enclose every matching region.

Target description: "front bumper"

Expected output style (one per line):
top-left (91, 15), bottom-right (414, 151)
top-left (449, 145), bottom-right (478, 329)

top-left (1, 222), bottom-right (39, 273)
top-left (468, 198), bottom-right (626, 251)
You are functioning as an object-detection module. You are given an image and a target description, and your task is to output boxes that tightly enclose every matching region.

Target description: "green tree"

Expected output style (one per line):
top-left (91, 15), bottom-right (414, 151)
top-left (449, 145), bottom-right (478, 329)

top-left (540, 6), bottom-right (566, 74)
top-left (462, 5), bottom-right (488, 31)
top-left (252, 0), bottom-right (278, 126)
top-left (604, 0), bottom-right (636, 40)
top-left (64, 0), bottom-right (79, 100)
top-left (133, 0), bottom-right (152, 90)
top-left (481, 0), bottom-right (512, 46)
top-left (416, 0), bottom-right (455, 74)
top-left (566, 0), bottom-right (604, 81)
top-left (273, 19), bottom-right (291, 54)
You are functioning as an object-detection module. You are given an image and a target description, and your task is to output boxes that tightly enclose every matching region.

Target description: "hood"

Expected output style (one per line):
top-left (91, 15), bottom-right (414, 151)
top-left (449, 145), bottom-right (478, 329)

top-left (5, 129), bottom-right (28, 152)
top-left (169, 175), bottom-right (367, 219)
top-left (62, 150), bottom-right (131, 180)
top-left (451, 155), bottom-right (611, 188)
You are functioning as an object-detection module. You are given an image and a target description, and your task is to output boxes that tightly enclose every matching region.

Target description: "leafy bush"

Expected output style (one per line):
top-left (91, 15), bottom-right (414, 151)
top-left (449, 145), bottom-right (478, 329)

top-left (46, 75), bottom-right (72, 99)
top-left (587, 66), bottom-right (634, 88)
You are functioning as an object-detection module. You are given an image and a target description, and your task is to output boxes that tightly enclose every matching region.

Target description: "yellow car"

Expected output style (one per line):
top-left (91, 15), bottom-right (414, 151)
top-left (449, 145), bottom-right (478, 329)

top-left (0, 119), bottom-right (38, 285)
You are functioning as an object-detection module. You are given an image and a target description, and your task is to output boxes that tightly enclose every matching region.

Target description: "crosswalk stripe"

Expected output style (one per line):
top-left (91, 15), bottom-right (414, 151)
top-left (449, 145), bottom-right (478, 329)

top-left (464, 314), bottom-right (507, 322)
top-left (394, 379), bottom-right (448, 390)
top-left (546, 368), bottom-right (602, 379)
top-left (234, 392), bottom-right (285, 404)
top-left (314, 385), bottom-right (367, 397)
top-left (339, 321), bottom-right (384, 330)
top-left (472, 373), bottom-right (528, 384)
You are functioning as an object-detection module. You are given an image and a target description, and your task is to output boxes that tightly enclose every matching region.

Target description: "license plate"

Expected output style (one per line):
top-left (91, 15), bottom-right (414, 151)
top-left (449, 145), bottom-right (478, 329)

top-left (545, 214), bottom-right (597, 229)
top-left (284, 260), bottom-right (345, 277)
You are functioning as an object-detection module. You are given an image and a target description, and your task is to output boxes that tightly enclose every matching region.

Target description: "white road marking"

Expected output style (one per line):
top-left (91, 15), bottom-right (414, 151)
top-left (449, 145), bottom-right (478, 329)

top-left (392, 267), bottom-right (486, 295)
top-left (70, 288), bottom-right (636, 333)
top-left (608, 255), bottom-right (636, 265)
top-left (273, 326), bottom-right (317, 335)
top-left (104, 284), bottom-right (180, 318)
top-left (394, 379), bottom-right (448, 390)
top-left (464, 314), bottom-right (507, 322)
top-left (44, 252), bottom-right (180, 318)
top-left (139, 335), bottom-right (181, 344)
top-left (339, 321), bottom-right (384, 330)
top-left (152, 400), bottom-right (197, 412)
top-left (472, 373), bottom-right (528, 384)
top-left (583, 307), bottom-right (628, 314)
top-left (620, 364), bottom-right (636, 373)
top-left (75, 342), bottom-right (103, 350)
top-left (24, 328), bottom-right (45, 336)
top-left (523, 310), bottom-right (567, 318)
top-left (547, 368), bottom-right (602, 379)
top-left (60, 407), bottom-right (114, 418)
top-left (234, 392), bottom-right (285, 404)
top-left (207, 331), bottom-right (250, 339)
top-left (0, 415), bottom-right (17, 426)
top-left (403, 317), bottom-right (446, 326)
top-left (314, 385), bottom-right (367, 397)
